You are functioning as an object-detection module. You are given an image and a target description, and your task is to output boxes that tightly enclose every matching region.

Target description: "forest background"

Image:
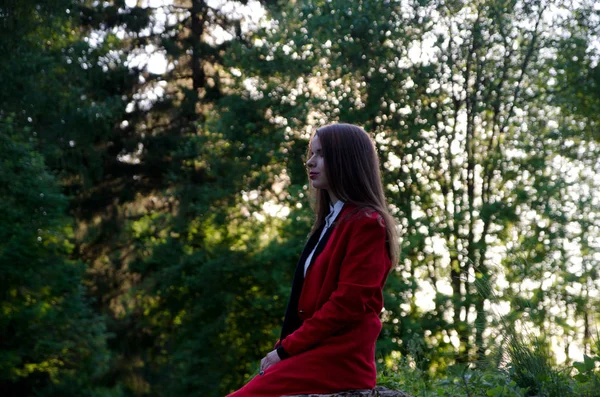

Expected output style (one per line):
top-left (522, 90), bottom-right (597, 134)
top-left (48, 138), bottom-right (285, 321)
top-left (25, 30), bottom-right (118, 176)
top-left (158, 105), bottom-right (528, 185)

top-left (1, 0), bottom-right (600, 396)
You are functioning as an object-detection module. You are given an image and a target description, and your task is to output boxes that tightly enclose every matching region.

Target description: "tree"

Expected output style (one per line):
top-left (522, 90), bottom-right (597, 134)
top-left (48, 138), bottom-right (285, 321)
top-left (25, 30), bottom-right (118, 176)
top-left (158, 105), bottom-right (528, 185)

top-left (11, 0), bottom-right (295, 394)
top-left (0, 117), bottom-right (116, 396)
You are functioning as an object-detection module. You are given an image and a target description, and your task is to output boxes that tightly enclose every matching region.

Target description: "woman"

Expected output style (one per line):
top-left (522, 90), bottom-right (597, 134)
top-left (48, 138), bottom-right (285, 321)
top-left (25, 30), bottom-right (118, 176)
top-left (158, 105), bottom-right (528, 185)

top-left (227, 123), bottom-right (398, 396)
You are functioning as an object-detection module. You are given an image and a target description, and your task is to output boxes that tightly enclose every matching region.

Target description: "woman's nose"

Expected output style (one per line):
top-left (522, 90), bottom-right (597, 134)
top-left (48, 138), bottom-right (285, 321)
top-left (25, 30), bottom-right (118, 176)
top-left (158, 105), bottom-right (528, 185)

top-left (306, 155), bottom-right (315, 168)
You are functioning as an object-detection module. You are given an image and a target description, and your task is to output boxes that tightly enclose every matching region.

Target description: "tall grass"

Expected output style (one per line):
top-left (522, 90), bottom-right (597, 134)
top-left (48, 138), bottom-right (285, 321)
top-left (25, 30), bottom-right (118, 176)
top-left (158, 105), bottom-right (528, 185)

top-left (378, 329), bottom-right (599, 397)
top-left (501, 328), bottom-right (573, 396)
top-left (475, 271), bottom-right (575, 397)
top-left (376, 270), bottom-right (600, 397)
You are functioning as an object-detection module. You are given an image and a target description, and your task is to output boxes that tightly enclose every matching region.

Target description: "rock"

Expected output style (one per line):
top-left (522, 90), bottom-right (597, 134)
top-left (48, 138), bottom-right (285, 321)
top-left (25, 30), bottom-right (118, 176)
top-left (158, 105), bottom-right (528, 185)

top-left (283, 386), bottom-right (414, 397)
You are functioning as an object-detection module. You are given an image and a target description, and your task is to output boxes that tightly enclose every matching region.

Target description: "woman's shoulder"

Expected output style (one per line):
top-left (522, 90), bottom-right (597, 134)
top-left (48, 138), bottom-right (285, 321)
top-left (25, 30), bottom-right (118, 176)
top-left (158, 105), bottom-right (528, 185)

top-left (337, 203), bottom-right (385, 228)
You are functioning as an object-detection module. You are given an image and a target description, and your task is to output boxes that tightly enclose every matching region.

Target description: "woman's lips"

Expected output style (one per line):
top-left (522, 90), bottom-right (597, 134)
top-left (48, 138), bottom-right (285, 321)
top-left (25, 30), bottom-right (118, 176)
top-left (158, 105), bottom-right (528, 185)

top-left (309, 172), bottom-right (319, 179)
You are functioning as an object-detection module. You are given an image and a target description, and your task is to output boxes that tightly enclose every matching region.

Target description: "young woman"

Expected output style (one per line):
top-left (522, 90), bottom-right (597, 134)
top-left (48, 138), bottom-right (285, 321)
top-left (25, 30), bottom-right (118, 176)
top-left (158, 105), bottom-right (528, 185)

top-left (227, 123), bottom-right (398, 396)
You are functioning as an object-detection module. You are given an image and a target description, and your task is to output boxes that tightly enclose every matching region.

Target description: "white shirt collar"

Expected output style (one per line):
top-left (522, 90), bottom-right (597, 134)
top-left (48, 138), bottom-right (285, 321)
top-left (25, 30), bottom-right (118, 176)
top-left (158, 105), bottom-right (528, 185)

top-left (325, 200), bottom-right (345, 228)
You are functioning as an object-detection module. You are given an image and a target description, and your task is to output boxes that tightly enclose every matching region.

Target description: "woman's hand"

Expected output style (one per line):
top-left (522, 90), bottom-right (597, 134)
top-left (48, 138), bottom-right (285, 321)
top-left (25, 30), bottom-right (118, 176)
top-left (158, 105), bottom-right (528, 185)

top-left (259, 349), bottom-right (281, 374)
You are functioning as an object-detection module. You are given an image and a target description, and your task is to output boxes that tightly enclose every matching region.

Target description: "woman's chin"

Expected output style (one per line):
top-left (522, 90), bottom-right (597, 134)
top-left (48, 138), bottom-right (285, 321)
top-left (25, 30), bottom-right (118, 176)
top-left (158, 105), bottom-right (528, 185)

top-left (311, 182), bottom-right (325, 190)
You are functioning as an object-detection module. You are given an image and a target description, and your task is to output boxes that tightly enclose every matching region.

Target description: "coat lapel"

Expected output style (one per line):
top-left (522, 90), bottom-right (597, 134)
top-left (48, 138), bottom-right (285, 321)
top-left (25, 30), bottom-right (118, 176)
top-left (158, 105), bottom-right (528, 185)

top-left (279, 204), bottom-right (354, 340)
top-left (305, 226), bottom-right (335, 274)
top-left (280, 224), bottom-right (324, 340)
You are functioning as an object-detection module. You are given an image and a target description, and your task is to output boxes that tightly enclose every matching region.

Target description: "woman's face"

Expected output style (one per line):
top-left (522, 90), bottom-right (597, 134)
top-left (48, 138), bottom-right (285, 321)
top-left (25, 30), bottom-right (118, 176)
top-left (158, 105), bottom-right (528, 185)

top-left (306, 135), bottom-right (329, 191)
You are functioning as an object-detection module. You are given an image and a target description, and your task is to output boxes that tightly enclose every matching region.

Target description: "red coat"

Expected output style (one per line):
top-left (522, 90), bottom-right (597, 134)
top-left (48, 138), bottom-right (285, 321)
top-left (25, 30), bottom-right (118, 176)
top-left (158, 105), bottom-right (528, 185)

top-left (227, 204), bottom-right (392, 396)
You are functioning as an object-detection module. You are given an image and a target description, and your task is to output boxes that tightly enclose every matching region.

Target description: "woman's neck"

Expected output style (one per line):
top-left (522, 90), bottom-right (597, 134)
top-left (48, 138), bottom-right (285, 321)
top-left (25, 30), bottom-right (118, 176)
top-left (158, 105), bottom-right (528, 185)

top-left (327, 190), bottom-right (339, 205)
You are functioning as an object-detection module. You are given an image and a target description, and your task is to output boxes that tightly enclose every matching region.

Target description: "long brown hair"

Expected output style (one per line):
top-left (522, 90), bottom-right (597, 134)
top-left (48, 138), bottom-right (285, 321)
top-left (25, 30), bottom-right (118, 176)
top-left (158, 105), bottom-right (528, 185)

top-left (307, 123), bottom-right (399, 265)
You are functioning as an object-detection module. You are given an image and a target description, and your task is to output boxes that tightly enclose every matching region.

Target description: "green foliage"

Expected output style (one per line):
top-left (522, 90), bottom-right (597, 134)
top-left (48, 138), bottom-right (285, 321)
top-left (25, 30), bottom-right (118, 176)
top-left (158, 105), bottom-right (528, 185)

top-left (503, 335), bottom-right (573, 397)
top-left (379, 359), bottom-right (528, 397)
top-left (572, 337), bottom-right (600, 397)
top-left (378, 327), bottom-right (600, 397)
top-left (0, 118), bottom-right (118, 396)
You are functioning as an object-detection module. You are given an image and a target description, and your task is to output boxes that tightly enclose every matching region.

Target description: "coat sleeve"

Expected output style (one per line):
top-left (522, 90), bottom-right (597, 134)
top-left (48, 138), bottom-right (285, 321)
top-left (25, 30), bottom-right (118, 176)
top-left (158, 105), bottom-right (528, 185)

top-left (280, 214), bottom-right (390, 357)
